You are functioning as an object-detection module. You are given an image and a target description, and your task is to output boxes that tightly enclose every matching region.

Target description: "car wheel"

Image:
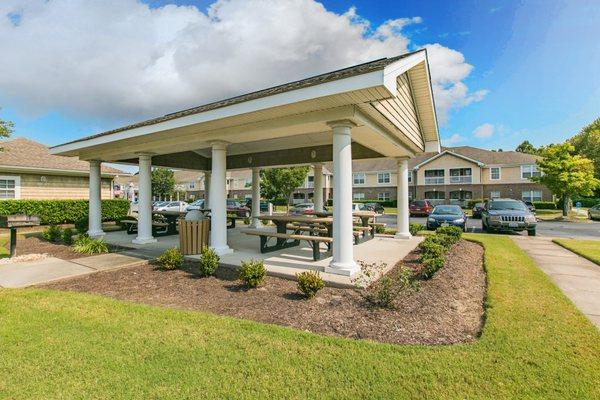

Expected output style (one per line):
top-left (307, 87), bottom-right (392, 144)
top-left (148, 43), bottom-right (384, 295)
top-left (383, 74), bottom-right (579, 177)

top-left (527, 228), bottom-right (536, 236)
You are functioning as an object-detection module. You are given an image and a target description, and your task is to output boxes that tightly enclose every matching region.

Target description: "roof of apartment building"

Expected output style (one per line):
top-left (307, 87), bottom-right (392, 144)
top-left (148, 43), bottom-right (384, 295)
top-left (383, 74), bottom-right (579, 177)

top-left (0, 138), bottom-right (124, 175)
top-left (351, 146), bottom-right (540, 171)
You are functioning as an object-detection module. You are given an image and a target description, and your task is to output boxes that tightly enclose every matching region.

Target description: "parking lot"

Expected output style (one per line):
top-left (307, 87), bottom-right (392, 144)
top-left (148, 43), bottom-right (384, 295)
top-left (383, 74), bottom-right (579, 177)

top-left (378, 214), bottom-right (600, 239)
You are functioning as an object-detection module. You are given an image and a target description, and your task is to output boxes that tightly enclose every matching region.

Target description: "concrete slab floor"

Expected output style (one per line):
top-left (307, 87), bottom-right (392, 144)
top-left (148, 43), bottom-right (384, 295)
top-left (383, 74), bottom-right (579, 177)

top-left (104, 228), bottom-right (423, 288)
top-left (0, 257), bottom-right (95, 288)
top-left (512, 236), bottom-right (600, 329)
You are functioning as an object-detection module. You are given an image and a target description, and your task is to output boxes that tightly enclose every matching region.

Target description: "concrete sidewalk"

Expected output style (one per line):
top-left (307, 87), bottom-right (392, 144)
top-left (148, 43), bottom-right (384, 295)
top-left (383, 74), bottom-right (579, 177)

top-left (0, 253), bottom-right (147, 288)
top-left (512, 236), bottom-right (600, 328)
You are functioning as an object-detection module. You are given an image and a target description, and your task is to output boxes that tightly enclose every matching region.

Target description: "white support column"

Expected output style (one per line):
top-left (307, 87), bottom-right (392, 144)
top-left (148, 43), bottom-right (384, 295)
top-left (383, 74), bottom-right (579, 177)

top-left (87, 160), bottom-right (105, 238)
top-left (249, 167), bottom-right (263, 229)
top-left (204, 171), bottom-right (211, 208)
top-left (325, 120), bottom-right (359, 276)
top-left (209, 141), bottom-right (233, 255)
top-left (133, 153), bottom-right (156, 244)
top-left (395, 157), bottom-right (412, 239)
top-left (313, 163), bottom-right (324, 212)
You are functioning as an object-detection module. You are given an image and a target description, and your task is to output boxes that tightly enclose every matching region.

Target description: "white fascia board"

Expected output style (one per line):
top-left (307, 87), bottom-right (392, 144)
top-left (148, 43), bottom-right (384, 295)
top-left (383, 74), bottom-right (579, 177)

top-left (51, 70), bottom-right (386, 156)
top-left (382, 51), bottom-right (427, 94)
top-left (0, 165), bottom-right (121, 178)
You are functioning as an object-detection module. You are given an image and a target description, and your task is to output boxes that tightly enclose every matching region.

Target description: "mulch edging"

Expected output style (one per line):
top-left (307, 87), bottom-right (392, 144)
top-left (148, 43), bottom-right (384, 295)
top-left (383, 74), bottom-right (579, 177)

top-left (40, 239), bottom-right (486, 345)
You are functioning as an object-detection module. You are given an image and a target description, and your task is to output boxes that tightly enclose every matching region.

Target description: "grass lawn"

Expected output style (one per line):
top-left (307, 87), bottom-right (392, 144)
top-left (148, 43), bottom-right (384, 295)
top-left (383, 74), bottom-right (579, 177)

top-left (536, 208), bottom-right (589, 221)
top-left (0, 234), bottom-right (599, 398)
top-left (553, 238), bottom-right (600, 265)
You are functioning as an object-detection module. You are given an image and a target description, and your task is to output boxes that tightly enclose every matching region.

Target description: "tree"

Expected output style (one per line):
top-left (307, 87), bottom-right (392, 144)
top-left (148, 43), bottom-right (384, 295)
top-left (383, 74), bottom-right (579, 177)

top-left (151, 167), bottom-right (176, 198)
top-left (0, 108), bottom-right (14, 148)
top-left (260, 167), bottom-right (310, 210)
top-left (515, 140), bottom-right (538, 155)
top-left (532, 143), bottom-right (600, 216)
top-left (570, 117), bottom-right (600, 181)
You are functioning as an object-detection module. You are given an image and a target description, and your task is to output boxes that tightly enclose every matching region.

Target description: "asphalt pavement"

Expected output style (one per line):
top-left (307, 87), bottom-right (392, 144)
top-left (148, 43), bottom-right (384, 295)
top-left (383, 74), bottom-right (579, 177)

top-left (378, 214), bottom-right (600, 239)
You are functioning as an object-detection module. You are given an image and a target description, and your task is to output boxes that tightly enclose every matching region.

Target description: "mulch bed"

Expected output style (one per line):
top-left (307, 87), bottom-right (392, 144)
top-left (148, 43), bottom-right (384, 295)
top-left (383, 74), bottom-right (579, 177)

top-left (13, 236), bottom-right (124, 260)
top-left (40, 239), bottom-right (486, 345)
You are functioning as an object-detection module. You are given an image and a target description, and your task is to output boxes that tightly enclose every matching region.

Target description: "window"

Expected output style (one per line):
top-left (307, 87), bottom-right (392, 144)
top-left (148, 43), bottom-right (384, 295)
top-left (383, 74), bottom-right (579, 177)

top-left (244, 179), bottom-right (252, 188)
top-left (424, 169), bottom-right (444, 185)
top-left (449, 190), bottom-right (473, 200)
top-left (353, 173), bottom-right (365, 185)
top-left (0, 176), bottom-right (19, 199)
top-left (449, 168), bottom-right (472, 184)
top-left (408, 172), bottom-right (412, 183)
top-left (490, 167), bottom-right (501, 180)
top-left (490, 191), bottom-right (501, 199)
top-left (378, 192), bottom-right (390, 201)
top-left (353, 192), bottom-right (365, 201)
top-left (188, 181), bottom-right (196, 189)
top-left (521, 165), bottom-right (541, 179)
top-left (424, 191), bottom-right (445, 200)
top-left (377, 172), bottom-right (391, 184)
top-left (293, 192), bottom-right (305, 199)
top-left (522, 190), bottom-right (542, 202)
top-left (307, 175), bottom-right (314, 188)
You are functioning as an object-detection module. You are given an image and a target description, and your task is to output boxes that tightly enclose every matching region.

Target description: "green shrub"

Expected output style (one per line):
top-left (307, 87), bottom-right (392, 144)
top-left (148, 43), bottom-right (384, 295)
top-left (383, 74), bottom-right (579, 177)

top-left (418, 241), bottom-right (445, 259)
top-left (420, 256), bottom-right (445, 279)
top-left (467, 199), bottom-right (485, 208)
top-left (365, 265), bottom-right (415, 309)
top-left (74, 217), bottom-right (89, 235)
top-left (425, 234), bottom-right (456, 250)
top-left (239, 259), bottom-right (266, 288)
top-left (73, 236), bottom-right (109, 254)
top-left (435, 226), bottom-right (463, 240)
top-left (157, 247), bottom-right (184, 270)
top-left (42, 225), bottom-right (62, 242)
top-left (533, 201), bottom-right (557, 210)
top-left (374, 224), bottom-right (386, 234)
top-left (409, 222), bottom-right (424, 236)
top-left (296, 270), bottom-right (325, 298)
top-left (0, 199), bottom-right (129, 225)
top-left (61, 228), bottom-right (75, 245)
top-left (199, 248), bottom-right (219, 276)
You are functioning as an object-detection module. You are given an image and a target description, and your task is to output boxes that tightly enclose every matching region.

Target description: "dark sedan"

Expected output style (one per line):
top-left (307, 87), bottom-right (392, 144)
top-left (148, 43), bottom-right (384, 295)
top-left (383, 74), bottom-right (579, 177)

top-left (410, 200), bottom-right (434, 217)
top-left (244, 199), bottom-right (270, 213)
top-left (426, 205), bottom-right (467, 231)
top-left (471, 202), bottom-right (485, 218)
top-left (226, 199), bottom-right (251, 218)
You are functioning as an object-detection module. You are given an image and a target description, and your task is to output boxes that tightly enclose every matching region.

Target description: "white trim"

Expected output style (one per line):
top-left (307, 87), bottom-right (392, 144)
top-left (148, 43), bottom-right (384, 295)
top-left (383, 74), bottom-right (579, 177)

top-left (489, 166), bottom-right (501, 180)
top-left (520, 164), bottom-right (541, 180)
top-left (376, 171), bottom-right (392, 185)
top-left (0, 175), bottom-right (21, 199)
top-left (352, 172), bottom-right (366, 186)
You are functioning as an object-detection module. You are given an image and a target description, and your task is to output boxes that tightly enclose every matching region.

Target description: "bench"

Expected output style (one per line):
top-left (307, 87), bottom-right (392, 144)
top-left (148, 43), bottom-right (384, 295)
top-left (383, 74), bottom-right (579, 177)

top-left (353, 225), bottom-right (374, 242)
top-left (121, 219), bottom-right (170, 236)
top-left (244, 229), bottom-right (333, 260)
top-left (227, 215), bottom-right (246, 229)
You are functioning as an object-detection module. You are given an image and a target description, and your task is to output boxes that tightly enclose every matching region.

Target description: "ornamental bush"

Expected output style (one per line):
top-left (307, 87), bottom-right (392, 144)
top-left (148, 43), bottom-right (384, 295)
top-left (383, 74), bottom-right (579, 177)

top-left (418, 241), bottom-right (445, 260)
top-left (0, 199), bottom-right (129, 225)
top-left (409, 222), bottom-right (424, 236)
top-left (61, 228), bottom-right (75, 245)
top-left (296, 270), bottom-right (325, 298)
top-left (199, 248), bottom-right (219, 276)
top-left (435, 226), bottom-right (463, 240)
top-left (73, 236), bottom-right (109, 254)
top-left (157, 247), bottom-right (184, 270)
top-left (420, 256), bottom-right (445, 279)
top-left (239, 259), bottom-right (266, 288)
top-left (42, 224), bottom-right (62, 242)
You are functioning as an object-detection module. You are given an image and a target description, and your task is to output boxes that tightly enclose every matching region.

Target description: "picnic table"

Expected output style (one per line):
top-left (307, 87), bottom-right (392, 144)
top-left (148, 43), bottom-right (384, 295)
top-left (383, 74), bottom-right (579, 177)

top-left (312, 210), bottom-right (380, 228)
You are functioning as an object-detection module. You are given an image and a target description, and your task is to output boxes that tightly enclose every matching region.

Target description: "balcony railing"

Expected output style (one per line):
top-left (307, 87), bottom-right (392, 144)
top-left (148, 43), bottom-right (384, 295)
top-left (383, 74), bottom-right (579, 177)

top-left (449, 176), bottom-right (472, 184)
top-left (424, 177), bottom-right (444, 185)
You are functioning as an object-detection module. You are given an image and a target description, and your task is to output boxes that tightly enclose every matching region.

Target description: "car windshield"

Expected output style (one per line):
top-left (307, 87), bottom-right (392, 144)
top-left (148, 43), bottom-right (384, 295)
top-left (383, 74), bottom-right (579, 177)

top-left (190, 200), bottom-right (204, 206)
top-left (432, 206), bottom-right (462, 215)
top-left (474, 203), bottom-right (484, 207)
top-left (412, 201), bottom-right (426, 207)
top-left (489, 200), bottom-right (528, 211)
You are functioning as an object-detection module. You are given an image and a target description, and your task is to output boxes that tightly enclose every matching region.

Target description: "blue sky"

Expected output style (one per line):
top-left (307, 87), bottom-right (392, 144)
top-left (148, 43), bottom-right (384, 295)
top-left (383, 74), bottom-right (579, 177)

top-left (1, 0), bottom-right (599, 152)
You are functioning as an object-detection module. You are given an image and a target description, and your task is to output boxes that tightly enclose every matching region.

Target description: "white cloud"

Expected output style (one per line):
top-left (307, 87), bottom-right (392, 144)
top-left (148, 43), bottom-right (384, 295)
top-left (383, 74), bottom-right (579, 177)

top-left (442, 133), bottom-right (464, 146)
top-left (473, 123), bottom-right (495, 138)
top-left (0, 0), bottom-right (486, 124)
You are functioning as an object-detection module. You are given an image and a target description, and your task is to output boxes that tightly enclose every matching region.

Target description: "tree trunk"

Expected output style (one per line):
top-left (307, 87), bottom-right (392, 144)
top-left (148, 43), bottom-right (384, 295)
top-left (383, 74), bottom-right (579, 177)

top-left (562, 195), bottom-right (569, 217)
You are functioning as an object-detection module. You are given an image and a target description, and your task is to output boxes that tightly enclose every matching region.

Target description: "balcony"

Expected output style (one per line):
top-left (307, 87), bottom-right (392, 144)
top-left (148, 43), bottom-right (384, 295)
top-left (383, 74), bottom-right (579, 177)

top-left (449, 176), bottom-right (472, 184)
top-left (424, 177), bottom-right (444, 185)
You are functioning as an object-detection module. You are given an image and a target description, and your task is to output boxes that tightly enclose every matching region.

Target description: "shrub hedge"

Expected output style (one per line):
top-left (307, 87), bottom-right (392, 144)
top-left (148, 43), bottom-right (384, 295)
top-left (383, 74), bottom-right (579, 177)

top-left (559, 198), bottom-right (600, 208)
top-left (533, 201), bottom-right (557, 210)
top-left (0, 199), bottom-right (129, 225)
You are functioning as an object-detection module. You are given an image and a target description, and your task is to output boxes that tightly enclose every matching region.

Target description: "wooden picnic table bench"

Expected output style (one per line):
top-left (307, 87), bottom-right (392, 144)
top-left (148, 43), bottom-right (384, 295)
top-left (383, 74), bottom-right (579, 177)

top-left (244, 229), bottom-right (333, 261)
top-left (121, 218), bottom-right (170, 236)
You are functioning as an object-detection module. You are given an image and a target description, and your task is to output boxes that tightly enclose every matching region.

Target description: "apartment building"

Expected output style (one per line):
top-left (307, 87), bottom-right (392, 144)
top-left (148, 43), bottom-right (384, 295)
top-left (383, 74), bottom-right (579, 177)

top-left (350, 146), bottom-right (551, 203)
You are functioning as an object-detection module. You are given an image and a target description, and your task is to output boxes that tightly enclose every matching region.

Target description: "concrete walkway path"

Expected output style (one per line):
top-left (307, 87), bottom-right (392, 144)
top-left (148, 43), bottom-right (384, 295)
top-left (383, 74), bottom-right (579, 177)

top-left (512, 236), bottom-right (600, 328)
top-left (0, 253), bottom-right (147, 288)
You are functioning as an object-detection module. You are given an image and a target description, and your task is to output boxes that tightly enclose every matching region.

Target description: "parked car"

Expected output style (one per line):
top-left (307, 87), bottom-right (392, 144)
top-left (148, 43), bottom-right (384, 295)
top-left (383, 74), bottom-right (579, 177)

top-left (153, 200), bottom-right (168, 208)
top-left (524, 201), bottom-right (536, 213)
top-left (409, 200), bottom-right (434, 216)
top-left (186, 199), bottom-right (206, 211)
top-left (227, 199), bottom-right (251, 218)
top-left (588, 204), bottom-right (600, 221)
top-left (362, 202), bottom-right (385, 214)
top-left (471, 202), bottom-right (485, 219)
top-left (482, 198), bottom-right (537, 236)
top-left (244, 199), bottom-right (271, 213)
top-left (352, 203), bottom-right (367, 212)
top-left (154, 201), bottom-right (189, 212)
top-left (426, 205), bottom-right (467, 231)
top-left (290, 202), bottom-right (317, 215)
